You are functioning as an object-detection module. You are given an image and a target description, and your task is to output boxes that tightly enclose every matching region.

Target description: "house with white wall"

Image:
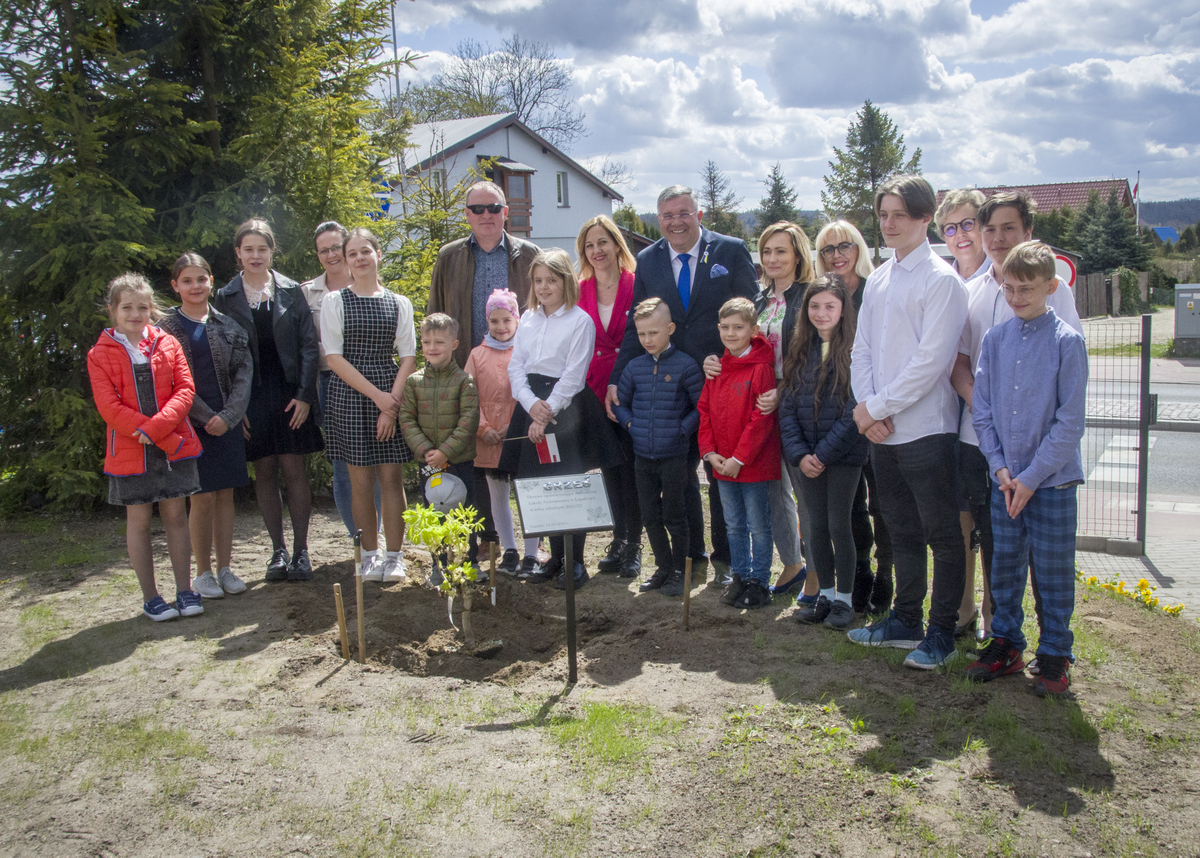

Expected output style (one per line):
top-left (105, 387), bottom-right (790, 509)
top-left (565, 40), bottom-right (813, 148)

top-left (398, 113), bottom-right (622, 257)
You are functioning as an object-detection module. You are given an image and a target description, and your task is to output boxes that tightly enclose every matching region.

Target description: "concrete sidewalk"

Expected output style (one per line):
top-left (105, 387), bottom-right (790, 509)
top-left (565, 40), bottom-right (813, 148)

top-left (1076, 493), bottom-right (1200, 621)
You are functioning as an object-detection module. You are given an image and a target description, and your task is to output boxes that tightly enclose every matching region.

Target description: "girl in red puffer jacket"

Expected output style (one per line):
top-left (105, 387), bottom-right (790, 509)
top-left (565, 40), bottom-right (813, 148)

top-left (87, 273), bottom-right (204, 622)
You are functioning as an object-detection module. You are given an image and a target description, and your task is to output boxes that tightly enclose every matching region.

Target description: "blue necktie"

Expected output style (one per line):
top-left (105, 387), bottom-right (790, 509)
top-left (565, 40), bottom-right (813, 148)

top-left (677, 252), bottom-right (691, 311)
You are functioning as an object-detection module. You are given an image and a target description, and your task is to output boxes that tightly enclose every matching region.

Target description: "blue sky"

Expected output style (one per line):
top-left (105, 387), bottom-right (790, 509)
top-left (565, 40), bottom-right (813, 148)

top-left (390, 0), bottom-right (1200, 212)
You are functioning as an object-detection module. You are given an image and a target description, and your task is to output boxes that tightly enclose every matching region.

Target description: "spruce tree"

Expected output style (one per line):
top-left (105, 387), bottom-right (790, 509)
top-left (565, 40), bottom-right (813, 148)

top-left (698, 161), bottom-right (745, 239)
top-left (0, 0), bottom-right (399, 510)
top-left (756, 163), bottom-right (800, 233)
top-left (821, 100), bottom-right (921, 260)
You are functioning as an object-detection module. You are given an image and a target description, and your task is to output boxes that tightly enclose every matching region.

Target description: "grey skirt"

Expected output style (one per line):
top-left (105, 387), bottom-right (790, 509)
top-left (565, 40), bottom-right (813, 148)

top-left (108, 445), bottom-right (200, 506)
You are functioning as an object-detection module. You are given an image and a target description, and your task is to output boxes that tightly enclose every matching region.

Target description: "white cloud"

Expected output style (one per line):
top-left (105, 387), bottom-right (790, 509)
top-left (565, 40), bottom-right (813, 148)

top-left (390, 0), bottom-right (1200, 209)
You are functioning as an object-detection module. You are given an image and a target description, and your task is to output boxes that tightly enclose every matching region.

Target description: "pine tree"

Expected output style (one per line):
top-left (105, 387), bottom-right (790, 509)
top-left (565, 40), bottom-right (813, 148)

top-left (698, 161), bottom-right (746, 239)
top-left (1033, 207), bottom-right (1077, 251)
top-left (756, 163), bottom-right (800, 233)
top-left (0, 0), bottom-right (399, 510)
top-left (821, 100), bottom-right (921, 260)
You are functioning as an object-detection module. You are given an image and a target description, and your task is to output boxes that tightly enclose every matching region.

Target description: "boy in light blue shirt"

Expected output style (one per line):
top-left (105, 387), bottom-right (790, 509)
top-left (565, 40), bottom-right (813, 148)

top-left (965, 241), bottom-right (1087, 698)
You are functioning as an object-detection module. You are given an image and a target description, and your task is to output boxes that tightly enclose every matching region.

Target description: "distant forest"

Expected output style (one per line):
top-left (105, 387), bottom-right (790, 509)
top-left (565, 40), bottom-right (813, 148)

top-left (1139, 199), bottom-right (1200, 229)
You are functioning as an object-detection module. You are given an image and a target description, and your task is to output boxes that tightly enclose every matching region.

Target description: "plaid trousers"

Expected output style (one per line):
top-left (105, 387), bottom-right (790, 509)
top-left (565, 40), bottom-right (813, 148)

top-left (989, 483), bottom-right (1077, 658)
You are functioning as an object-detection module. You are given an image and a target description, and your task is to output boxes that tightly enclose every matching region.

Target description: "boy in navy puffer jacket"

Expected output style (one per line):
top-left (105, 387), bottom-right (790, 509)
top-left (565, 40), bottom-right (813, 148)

top-left (614, 299), bottom-right (704, 597)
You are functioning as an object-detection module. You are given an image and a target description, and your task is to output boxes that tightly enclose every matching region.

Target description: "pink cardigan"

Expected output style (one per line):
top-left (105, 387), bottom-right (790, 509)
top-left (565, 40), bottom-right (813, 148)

top-left (577, 269), bottom-right (635, 402)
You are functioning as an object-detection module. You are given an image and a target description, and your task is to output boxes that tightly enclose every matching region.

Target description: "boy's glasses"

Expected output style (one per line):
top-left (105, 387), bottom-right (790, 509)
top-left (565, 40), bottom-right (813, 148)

top-left (466, 203), bottom-right (505, 214)
top-left (819, 242), bottom-right (855, 259)
top-left (941, 219), bottom-right (976, 237)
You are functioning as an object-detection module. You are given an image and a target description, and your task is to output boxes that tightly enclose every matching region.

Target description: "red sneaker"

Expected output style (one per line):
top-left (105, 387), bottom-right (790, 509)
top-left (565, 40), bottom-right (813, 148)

top-left (964, 637), bottom-right (1025, 682)
top-left (1034, 654), bottom-right (1071, 697)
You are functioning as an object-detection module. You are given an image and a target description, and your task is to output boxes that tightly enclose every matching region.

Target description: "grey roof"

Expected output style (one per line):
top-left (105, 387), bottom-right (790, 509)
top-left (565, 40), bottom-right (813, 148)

top-left (403, 114), bottom-right (514, 168)
top-left (402, 113), bottom-right (623, 201)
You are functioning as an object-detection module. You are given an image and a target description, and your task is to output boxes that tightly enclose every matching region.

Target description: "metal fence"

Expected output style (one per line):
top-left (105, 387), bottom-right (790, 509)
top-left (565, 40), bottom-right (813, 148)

top-left (1077, 314), bottom-right (1152, 555)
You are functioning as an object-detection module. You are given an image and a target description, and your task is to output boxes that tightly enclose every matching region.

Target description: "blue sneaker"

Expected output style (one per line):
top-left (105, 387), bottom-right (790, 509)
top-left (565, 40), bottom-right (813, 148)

top-left (846, 610), bottom-right (924, 650)
top-left (176, 590), bottom-right (204, 617)
top-left (903, 625), bottom-right (956, 670)
top-left (143, 595), bottom-right (179, 622)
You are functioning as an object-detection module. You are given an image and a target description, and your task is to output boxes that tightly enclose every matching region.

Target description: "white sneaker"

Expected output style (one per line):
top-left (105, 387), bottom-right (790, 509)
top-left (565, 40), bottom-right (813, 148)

top-left (361, 553), bottom-right (383, 582)
top-left (192, 571), bottom-right (225, 599)
top-left (381, 554), bottom-right (407, 584)
top-left (218, 567), bottom-right (247, 594)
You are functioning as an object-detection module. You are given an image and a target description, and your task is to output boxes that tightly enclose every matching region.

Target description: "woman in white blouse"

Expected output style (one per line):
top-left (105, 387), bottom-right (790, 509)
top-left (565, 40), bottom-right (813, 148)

top-left (499, 249), bottom-right (623, 589)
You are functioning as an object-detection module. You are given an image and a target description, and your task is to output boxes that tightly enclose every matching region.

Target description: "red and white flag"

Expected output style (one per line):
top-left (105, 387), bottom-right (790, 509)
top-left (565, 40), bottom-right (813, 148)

top-left (535, 433), bottom-right (561, 464)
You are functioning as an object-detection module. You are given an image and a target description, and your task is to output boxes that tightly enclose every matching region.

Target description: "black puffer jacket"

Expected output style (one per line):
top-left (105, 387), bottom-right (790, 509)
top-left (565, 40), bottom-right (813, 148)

top-left (778, 340), bottom-right (868, 468)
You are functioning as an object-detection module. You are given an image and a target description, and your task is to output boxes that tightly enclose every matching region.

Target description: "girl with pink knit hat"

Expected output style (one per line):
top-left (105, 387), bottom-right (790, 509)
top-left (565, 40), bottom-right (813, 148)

top-left (463, 289), bottom-right (541, 576)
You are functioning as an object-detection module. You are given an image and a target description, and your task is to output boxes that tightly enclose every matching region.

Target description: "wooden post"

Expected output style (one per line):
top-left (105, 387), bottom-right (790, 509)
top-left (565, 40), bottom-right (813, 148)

top-left (489, 541), bottom-right (497, 606)
top-left (353, 529), bottom-right (365, 664)
top-left (683, 556), bottom-right (693, 631)
top-left (333, 583), bottom-right (349, 660)
top-left (565, 533), bottom-right (577, 684)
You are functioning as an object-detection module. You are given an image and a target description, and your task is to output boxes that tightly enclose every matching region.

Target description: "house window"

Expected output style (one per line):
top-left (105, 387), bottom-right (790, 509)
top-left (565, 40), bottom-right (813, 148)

top-left (556, 172), bottom-right (569, 207)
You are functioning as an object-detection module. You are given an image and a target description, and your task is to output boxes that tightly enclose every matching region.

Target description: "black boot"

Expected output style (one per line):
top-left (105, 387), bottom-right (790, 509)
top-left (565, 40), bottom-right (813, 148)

top-left (869, 564), bottom-right (893, 615)
top-left (619, 542), bottom-right (642, 578)
top-left (851, 556), bottom-right (874, 613)
top-left (597, 539), bottom-right (626, 574)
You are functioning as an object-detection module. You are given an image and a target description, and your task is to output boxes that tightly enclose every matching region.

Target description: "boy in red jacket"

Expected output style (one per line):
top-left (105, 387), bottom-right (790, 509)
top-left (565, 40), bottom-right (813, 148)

top-left (699, 297), bottom-right (781, 610)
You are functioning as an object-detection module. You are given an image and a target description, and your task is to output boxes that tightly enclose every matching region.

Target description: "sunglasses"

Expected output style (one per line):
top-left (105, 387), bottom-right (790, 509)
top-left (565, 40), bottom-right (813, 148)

top-left (818, 241), bottom-right (856, 259)
top-left (941, 218), bottom-right (976, 237)
top-left (466, 203), bottom-right (505, 215)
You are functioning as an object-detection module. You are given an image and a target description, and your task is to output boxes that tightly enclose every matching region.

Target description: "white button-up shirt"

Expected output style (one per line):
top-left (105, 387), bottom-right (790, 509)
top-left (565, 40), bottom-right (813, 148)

top-left (509, 303), bottom-right (596, 415)
top-left (670, 237), bottom-right (703, 288)
top-left (850, 241), bottom-right (968, 445)
top-left (956, 263), bottom-right (1084, 445)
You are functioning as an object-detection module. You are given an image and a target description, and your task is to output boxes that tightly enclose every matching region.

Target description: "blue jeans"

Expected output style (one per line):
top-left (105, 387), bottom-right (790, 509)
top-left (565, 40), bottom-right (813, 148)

top-left (319, 371), bottom-right (380, 537)
top-left (989, 484), bottom-right (1077, 658)
top-left (717, 480), bottom-right (773, 585)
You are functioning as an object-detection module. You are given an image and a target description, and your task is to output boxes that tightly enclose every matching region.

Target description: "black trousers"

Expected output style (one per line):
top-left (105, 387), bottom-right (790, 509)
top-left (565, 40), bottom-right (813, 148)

top-left (871, 434), bottom-right (965, 633)
top-left (635, 454), bottom-right (690, 574)
top-left (601, 422), bottom-right (642, 545)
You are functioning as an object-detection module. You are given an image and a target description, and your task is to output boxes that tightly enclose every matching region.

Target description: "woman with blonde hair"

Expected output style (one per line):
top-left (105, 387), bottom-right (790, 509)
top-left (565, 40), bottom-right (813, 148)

top-left (813, 220), bottom-right (874, 314)
top-left (813, 219), bottom-right (890, 614)
top-left (576, 216), bottom-right (643, 580)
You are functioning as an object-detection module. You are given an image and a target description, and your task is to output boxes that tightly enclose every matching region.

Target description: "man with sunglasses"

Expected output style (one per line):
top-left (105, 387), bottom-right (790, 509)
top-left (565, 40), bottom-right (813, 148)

top-left (608, 184), bottom-right (758, 580)
top-left (429, 181), bottom-right (539, 370)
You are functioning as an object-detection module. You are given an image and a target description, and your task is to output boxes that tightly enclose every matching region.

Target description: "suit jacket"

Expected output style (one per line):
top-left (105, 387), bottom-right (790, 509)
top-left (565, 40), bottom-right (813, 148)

top-left (610, 227), bottom-right (758, 385)
top-left (213, 271), bottom-right (319, 405)
top-left (428, 231), bottom-right (538, 369)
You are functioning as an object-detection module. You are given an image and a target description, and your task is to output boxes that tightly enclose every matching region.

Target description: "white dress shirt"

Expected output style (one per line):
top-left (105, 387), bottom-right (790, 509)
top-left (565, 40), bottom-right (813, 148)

top-left (850, 241), bottom-right (968, 445)
top-left (956, 263), bottom-right (1084, 445)
top-left (509, 303), bottom-right (596, 415)
top-left (670, 237), bottom-right (703, 287)
top-left (319, 288), bottom-right (416, 359)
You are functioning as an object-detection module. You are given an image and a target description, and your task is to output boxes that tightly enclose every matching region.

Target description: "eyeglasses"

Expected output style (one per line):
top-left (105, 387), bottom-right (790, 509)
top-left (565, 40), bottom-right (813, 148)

top-left (941, 219), bottom-right (976, 237)
top-left (658, 211), bottom-right (697, 222)
top-left (466, 203), bottom-right (505, 215)
top-left (316, 245), bottom-right (343, 257)
top-left (818, 242), bottom-right (856, 259)
top-left (1003, 285), bottom-right (1040, 299)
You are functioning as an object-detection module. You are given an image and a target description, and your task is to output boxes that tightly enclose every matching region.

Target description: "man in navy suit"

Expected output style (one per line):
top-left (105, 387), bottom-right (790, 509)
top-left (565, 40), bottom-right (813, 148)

top-left (608, 184), bottom-right (758, 573)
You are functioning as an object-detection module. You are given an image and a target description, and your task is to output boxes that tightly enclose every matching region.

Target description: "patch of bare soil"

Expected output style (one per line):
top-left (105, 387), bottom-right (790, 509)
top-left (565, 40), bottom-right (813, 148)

top-left (1, 502), bottom-right (1198, 857)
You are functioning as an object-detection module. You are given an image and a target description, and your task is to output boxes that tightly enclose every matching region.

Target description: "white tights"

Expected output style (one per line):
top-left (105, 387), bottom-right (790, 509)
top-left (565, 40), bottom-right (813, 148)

top-left (487, 472), bottom-right (539, 558)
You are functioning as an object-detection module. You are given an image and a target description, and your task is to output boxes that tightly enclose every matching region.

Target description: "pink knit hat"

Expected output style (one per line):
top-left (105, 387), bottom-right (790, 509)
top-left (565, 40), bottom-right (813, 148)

top-left (485, 288), bottom-right (520, 318)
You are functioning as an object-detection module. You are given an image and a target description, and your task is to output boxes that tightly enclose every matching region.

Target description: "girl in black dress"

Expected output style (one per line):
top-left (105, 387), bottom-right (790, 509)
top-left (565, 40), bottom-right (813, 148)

top-left (162, 252), bottom-right (253, 599)
top-left (214, 219), bottom-right (323, 582)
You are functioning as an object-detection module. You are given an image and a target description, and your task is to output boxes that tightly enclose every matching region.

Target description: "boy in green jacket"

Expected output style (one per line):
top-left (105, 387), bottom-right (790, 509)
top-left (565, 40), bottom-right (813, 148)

top-left (401, 313), bottom-right (482, 579)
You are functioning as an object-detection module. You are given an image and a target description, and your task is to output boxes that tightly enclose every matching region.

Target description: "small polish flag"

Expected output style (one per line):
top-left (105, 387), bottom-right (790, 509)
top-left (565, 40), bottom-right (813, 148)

top-left (536, 433), bottom-right (561, 464)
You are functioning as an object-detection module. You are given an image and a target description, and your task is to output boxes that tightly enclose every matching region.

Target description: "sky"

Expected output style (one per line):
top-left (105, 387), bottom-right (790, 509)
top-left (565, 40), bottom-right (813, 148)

top-left (389, 0), bottom-right (1200, 213)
